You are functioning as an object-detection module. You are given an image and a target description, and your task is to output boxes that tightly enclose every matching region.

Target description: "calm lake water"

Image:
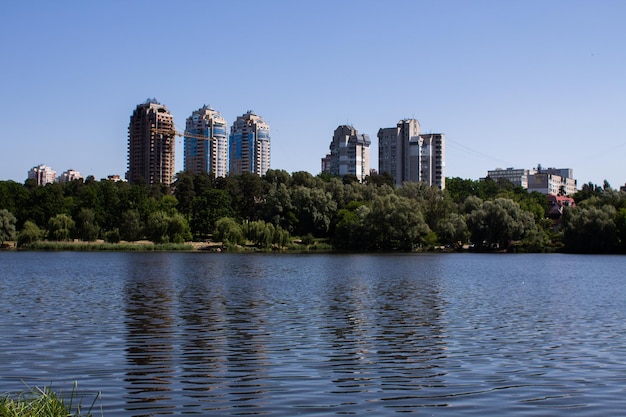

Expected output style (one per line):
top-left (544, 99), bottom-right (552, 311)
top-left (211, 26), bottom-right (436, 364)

top-left (1, 251), bottom-right (626, 416)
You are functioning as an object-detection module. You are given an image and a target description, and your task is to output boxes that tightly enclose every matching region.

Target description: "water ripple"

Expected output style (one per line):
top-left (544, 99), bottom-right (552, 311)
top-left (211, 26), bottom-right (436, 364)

top-left (2, 252), bottom-right (626, 415)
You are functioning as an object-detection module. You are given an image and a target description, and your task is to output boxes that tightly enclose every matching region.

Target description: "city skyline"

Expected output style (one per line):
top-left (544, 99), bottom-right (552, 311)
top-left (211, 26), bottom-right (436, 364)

top-left (2, 1), bottom-right (625, 187)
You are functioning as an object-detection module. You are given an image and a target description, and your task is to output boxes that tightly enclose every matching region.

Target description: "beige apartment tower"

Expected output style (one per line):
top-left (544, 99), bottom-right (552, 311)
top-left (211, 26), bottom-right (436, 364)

top-left (378, 119), bottom-right (445, 189)
top-left (127, 99), bottom-right (175, 185)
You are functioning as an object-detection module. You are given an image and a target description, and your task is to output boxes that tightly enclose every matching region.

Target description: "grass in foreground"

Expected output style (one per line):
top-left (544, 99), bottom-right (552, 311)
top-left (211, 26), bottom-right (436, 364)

top-left (0, 383), bottom-right (101, 417)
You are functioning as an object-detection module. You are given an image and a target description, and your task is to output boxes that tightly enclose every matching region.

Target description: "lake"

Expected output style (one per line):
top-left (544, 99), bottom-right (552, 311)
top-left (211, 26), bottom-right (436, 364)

top-left (1, 251), bottom-right (626, 416)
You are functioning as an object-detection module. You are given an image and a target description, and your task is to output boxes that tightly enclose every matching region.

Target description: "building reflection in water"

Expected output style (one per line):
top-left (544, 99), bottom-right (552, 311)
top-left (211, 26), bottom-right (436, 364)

top-left (124, 254), bottom-right (176, 415)
top-left (121, 253), bottom-right (450, 415)
top-left (124, 254), bottom-right (273, 415)
top-left (319, 254), bottom-right (449, 412)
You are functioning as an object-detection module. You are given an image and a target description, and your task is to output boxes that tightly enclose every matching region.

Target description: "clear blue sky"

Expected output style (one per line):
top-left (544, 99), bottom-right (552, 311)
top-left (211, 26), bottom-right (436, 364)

top-left (2, 0), bottom-right (625, 188)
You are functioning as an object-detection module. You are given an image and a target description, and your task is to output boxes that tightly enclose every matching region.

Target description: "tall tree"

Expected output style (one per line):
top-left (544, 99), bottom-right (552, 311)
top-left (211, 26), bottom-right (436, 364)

top-left (562, 205), bottom-right (618, 253)
top-left (0, 209), bottom-right (17, 245)
top-left (48, 214), bottom-right (75, 241)
top-left (190, 189), bottom-right (233, 237)
top-left (466, 198), bottom-right (537, 249)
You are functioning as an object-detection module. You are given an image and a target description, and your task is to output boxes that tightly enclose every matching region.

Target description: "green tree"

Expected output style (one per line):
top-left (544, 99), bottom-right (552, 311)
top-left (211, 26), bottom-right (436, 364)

top-left (466, 198), bottom-right (537, 250)
top-left (290, 185), bottom-right (337, 237)
top-left (243, 220), bottom-right (280, 248)
top-left (120, 209), bottom-right (143, 241)
top-left (445, 177), bottom-right (480, 205)
top-left (616, 207), bottom-right (626, 253)
top-left (48, 214), bottom-right (75, 241)
top-left (75, 208), bottom-right (100, 241)
top-left (214, 217), bottom-right (244, 246)
top-left (435, 212), bottom-right (469, 246)
top-left (0, 181), bottom-right (29, 225)
top-left (168, 212), bottom-right (192, 243)
top-left (17, 221), bottom-right (43, 247)
top-left (0, 209), bottom-right (17, 245)
top-left (190, 189), bottom-right (233, 237)
top-left (562, 205), bottom-right (618, 253)
top-left (103, 228), bottom-right (121, 243)
top-left (331, 201), bottom-right (367, 250)
top-left (364, 194), bottom-right (431, 251)
top-left (260, 182), bottom-right (293, 230)
top-left (97, 179), bottom-right (123, 232)
top-left (365, 172), bottom-right (395, 188)
top-left (145, 211), bottom-right (171, 243)
top-left (225, 172), bottom-right (264, 221)
top-left (173, 171), bottom-right (196, 220)
top-left (24, 183), bottom-right (68, 228)
top-left (263, 169), bottom-right (292, 187)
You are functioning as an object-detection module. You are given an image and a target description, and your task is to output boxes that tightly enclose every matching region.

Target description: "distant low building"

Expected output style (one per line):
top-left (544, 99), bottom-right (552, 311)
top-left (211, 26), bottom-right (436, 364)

top-left (528, 166), bottom-right (577, 195)
top-left (106, 175), bottom-right (126, 182)
top-left (487, 167), bottom-right (536, 188)
top-left (57, 169), bottom-right (83, 183)
top-left (486, 164), bottom-right (577, 195)
top-left (28, 164), bottom-right (56, 186)
top-left (547, 194), bottom-right (576, 215)
top-left (547, 193), bottom-right (576, 228)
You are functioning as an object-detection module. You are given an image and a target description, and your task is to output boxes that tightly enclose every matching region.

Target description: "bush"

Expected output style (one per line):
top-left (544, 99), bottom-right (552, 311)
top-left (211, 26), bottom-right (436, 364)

top-left (17, 221), bottom-right (43, 247)
top-left (103, 228), bottom-right (121, 243)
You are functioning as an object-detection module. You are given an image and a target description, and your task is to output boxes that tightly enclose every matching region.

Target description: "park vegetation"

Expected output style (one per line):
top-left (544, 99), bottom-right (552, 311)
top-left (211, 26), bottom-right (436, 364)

top-left (0, 171), bottom-right (625, 253)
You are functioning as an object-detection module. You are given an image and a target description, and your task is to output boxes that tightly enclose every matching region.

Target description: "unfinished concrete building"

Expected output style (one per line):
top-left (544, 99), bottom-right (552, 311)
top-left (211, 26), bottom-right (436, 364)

top-left (127, 99), bottom-right (175, 185)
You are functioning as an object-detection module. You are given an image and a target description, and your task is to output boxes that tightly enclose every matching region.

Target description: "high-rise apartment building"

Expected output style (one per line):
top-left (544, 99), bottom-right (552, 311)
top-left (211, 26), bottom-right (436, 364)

top-left (184, 105), bottom-right (228, 178)
top-left (324, 125), bottom-right (371, 182)
top-left (378, 119), bottom-right (445, 189)
top-left (28, 164), bottom-right (56, 186)
top-left (57, 169), bottom-right (83, 183)
top-left (126, 99), bottom-right (175, 185)
top-left (416, 133), bottom-right (446, 190)
top-left (378, 119), bottom-right (421, 187)
top-left (229, 111), bottom-right (271, 176)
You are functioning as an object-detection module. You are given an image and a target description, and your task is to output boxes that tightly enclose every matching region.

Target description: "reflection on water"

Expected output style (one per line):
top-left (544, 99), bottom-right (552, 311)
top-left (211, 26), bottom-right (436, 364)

top-left (2, 252), bottom-right (626, 416)
top-left (124, 255), bottom-right (176, 414)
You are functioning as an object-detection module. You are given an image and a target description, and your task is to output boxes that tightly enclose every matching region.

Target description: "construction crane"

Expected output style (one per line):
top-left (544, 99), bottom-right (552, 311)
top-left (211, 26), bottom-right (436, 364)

top-left (152, 127), bottom-right (211, 141)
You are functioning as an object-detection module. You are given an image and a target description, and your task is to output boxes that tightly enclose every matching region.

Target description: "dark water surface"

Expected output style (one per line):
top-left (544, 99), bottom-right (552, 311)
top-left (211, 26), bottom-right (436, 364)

top-left (1, 252), bottom-right (626, 416)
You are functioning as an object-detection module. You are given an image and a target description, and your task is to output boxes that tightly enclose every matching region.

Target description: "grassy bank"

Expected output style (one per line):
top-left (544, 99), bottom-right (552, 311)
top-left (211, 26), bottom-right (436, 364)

top-left (8, 238), bottom-right (335, 253)
top-left (0, 384), bottom-right (100, 417)
top-left (17, 240), bottom-right (196, 252)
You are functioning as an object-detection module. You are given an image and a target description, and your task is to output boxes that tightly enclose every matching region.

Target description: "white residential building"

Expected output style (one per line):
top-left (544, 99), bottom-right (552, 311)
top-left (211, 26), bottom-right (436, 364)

top-left (57, 169), bottom-right (83, 183)
top-left (324, 125), bottom-right (371, 182)
top-left (28, 164), bottom-right (57, 186)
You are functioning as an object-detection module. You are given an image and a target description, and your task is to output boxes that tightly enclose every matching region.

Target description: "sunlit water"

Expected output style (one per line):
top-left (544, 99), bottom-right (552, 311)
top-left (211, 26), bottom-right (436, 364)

top-left (1, 252), bottom-right (626, 416)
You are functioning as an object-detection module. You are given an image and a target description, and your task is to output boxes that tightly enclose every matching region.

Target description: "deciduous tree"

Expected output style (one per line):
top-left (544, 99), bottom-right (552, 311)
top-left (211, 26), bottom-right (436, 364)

top-left (0, 209), bottom-right (17, 245)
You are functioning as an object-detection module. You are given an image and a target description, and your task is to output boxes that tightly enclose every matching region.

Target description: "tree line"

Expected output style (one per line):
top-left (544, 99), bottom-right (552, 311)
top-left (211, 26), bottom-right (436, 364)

top-left (1, 171), bottom-right (625, 253)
